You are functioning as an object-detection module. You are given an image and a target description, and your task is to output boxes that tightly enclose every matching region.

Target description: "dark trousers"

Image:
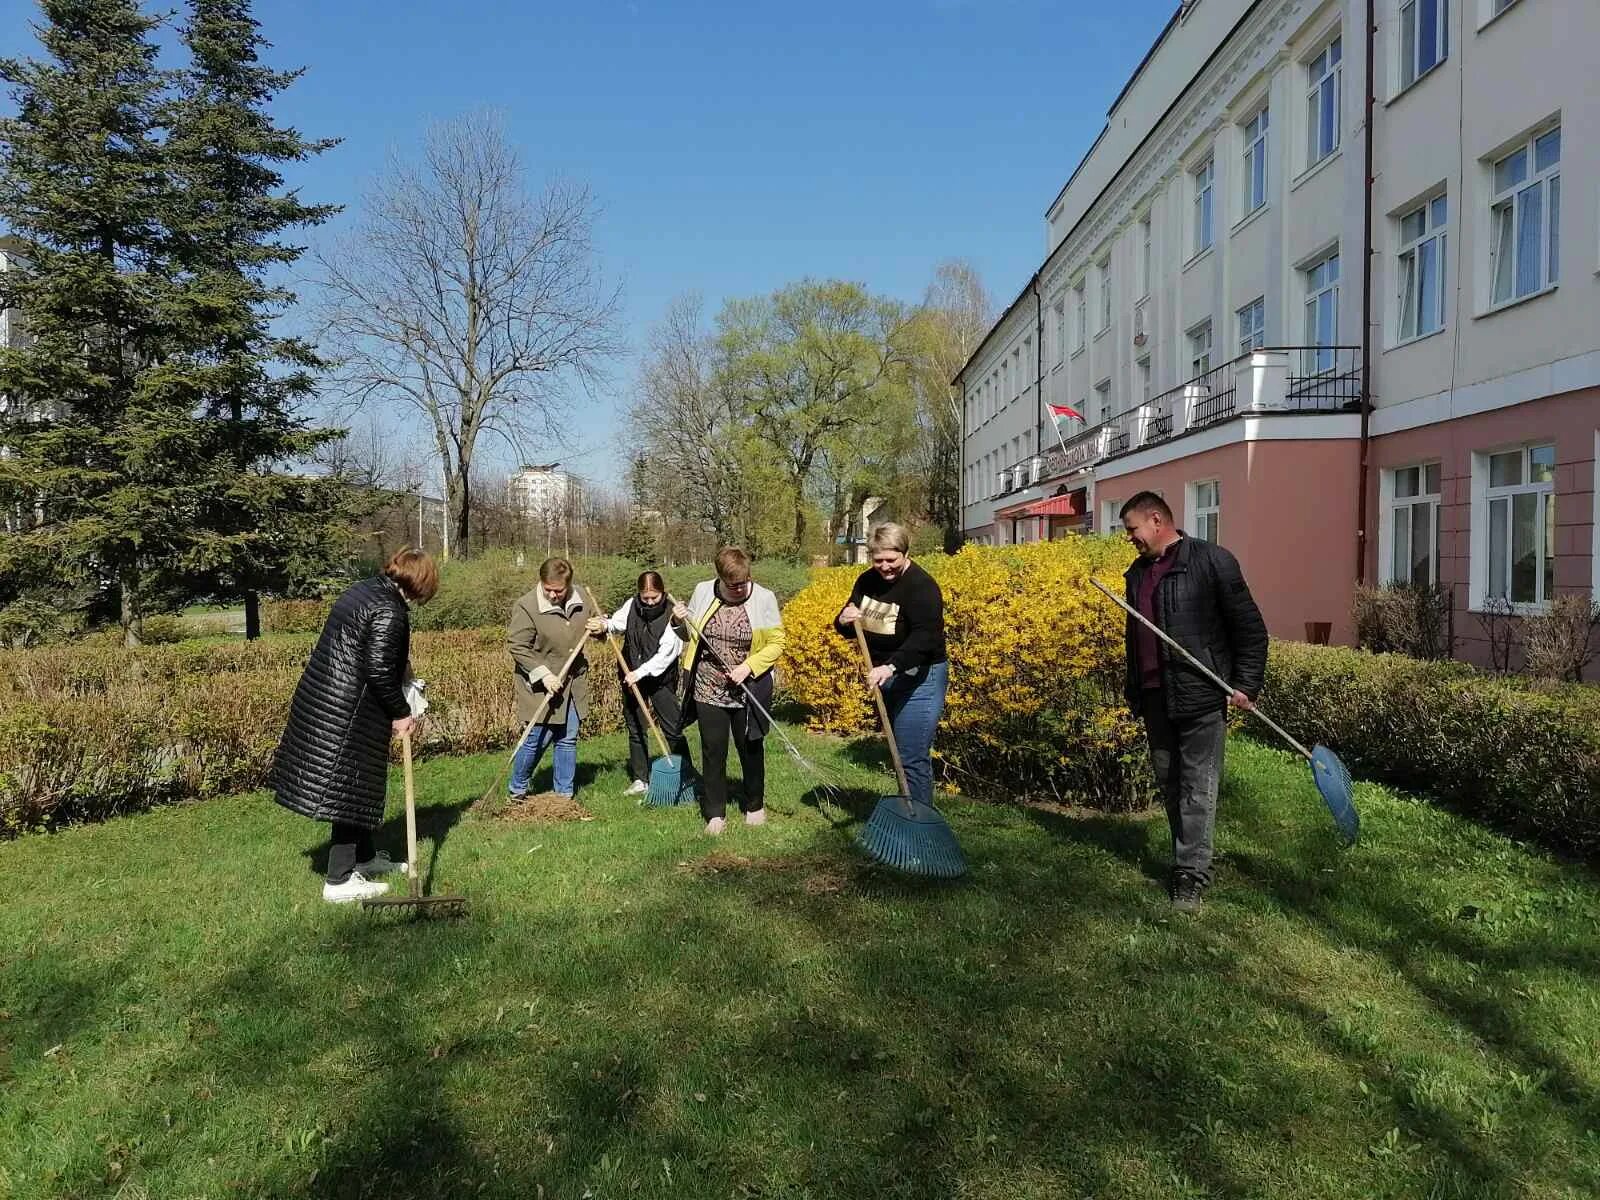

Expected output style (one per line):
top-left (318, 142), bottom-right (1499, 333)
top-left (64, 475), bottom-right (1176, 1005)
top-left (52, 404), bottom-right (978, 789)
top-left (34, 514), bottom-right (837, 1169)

top-left (1141, 691), bottom-right (1227, 885)
top-left (621, 681), bottom-right (694, 783)
top-left (327, 822), bottom-right (375, 884)
top-left (696, 703), bottom-right (764, 820)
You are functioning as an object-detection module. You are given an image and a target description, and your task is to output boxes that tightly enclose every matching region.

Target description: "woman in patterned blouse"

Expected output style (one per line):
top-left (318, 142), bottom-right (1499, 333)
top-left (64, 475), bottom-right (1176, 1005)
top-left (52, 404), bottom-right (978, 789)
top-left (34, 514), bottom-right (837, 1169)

top-left (673, 547), bottom-right (787, 835)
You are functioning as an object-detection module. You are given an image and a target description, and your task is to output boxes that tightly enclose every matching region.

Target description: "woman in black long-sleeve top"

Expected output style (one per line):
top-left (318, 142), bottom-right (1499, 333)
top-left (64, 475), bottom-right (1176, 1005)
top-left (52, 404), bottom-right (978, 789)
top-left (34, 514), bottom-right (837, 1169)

top-left (833, 522), bottom-right (948, 809)
top-left (273, 547), bottom-right (439, 903)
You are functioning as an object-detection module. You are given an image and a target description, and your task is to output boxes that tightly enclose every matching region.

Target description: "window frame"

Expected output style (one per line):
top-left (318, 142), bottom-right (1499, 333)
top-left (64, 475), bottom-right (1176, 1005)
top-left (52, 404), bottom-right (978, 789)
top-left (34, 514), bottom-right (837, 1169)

top-left (1138, 212), bottom-right (1153, 298)
top-left (1190, 479), bottom-right (1221, 545)
top-left (1306, 36), bottom-right (1342, 167)
top-left (1187, 320), bottom-right (1213, 378)
top-left (1399, 0), bottom-right (1448, 92)
top-left (1397, 193), bottom-right (1448, 342)
top-left (1382, 462), bottom-right (1443, 586)
top-left (1478, 442), bottom-right (1557, 610)
top-left (1237, 296), bottom-right (1266, 354)
top-left (1096, 256), bottom-right (1113, 334)
top-left (1192, 157), bottom-right (1216, 255)
top-left (1242, 106), bottom-right (1270, 215)
top-left (1302, 250), bottom-right (1341, 373)
top-left (1488, 125), bottom-right (1561, 309)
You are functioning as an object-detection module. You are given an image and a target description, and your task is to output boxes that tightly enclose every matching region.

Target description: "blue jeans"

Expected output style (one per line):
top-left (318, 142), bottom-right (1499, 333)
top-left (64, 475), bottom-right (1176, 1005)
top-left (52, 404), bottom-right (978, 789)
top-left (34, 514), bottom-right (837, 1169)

top-left (881, 660), bottom-right (948, 808)
top-left (510, 701), bottom-right (580, 797)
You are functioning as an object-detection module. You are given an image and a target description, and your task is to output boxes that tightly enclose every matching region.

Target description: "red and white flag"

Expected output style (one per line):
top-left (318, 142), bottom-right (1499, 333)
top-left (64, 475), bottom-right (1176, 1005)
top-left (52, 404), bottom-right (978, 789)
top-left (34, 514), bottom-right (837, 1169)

top-left (1046, 402), bottom-right (1085, 452)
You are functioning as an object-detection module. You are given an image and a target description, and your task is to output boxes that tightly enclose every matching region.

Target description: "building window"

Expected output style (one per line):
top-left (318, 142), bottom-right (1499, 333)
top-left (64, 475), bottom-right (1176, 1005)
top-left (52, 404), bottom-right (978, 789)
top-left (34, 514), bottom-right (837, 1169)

top-left (1237, 297), bottom-right (1265, 353)
top-left (1073, 281), bottom-right (1087, 351)
top-left (1094, 378), bottom-right (1111, 422)
top-left (1490, 126), bottom-right (1560, 307)
top-left (1138, 356), bottom-right (1152, 403)
top-left (1491, 0), bottom-right (1518, 13)
top-left (1306, 38), bottom-right (1342, 166)
top-left (1192, 157), bottom-right (1215, 253)
top-left (1303, 251), bottom-right (1340, 372)
top-left (1242, 107), bottom-right (1269, 214)
top-left (1052, 299), bottom-right (1066, 365)
top-left (1398, 194), bottom-right (1447, 340)
top-left (1484, 443), bottom-right (1556, 606)
top-left (1191, 480), bottom-right (1221, 544)
top-left (1400, 0), bottom-right (1447, 90)
top-left (1097, 256), bottom-right (1112, 333)
top-left (1015, 345), bottom-right (1026, 400)
top-left (1138, 213), bottom-right (1152, 297)
top-left (1386, 463), bottom-right (1441, 585)
top-left (1187, 321), bottom-right (1213, 377)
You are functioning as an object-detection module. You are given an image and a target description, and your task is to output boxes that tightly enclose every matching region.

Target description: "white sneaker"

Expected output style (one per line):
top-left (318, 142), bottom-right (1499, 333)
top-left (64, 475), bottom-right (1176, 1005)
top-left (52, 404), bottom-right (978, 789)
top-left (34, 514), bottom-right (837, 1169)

top-left (744, 808), bottom-right (767, 827)
top-left (323, 873), bottom-right (389, 904)
top-left (353, 851), bottom-right (407, 876)
top-left (623, 779), bottom-right (648, 796)
top-left (705, 817), bottom-right (726, 836)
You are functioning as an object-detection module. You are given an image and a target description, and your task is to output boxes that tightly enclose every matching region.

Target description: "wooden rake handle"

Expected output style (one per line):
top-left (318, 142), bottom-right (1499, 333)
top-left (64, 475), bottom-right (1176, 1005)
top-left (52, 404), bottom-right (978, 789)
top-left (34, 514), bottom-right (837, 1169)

top-left (480, 597), bottom-right (598, 805)
top-left (583, 587), bottom-right (670, 759)
top-left (851, 620), bottom-right (912, 803)
top-left (1088, 576), bottom-right (1313, 761)
top-left (400, 728), bottom-right (420, 899)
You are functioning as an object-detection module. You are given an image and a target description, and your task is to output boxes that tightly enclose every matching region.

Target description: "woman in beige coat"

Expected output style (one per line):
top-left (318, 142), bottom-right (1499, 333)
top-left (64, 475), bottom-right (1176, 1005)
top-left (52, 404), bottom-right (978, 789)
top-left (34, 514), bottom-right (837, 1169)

top-left (507, 557), bottom-right (605, 801)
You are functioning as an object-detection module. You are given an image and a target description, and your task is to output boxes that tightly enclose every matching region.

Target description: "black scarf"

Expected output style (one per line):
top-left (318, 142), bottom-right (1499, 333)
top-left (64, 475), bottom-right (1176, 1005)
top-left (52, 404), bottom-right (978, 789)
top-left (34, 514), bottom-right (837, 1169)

top-left (623, 594), bottom-right (673, 676)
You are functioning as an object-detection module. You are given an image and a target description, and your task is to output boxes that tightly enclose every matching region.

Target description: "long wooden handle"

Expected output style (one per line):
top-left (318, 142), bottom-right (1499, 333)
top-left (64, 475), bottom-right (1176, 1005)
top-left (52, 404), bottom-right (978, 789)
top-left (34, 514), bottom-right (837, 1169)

top-left (1088, 577), bottom-right (1312, 761)
top-left (584, 588), bottom-right (670, 759)
top-left (401, 729), bottom-right (420, 898)
top-left (851, 620), bottom-right (911, 803)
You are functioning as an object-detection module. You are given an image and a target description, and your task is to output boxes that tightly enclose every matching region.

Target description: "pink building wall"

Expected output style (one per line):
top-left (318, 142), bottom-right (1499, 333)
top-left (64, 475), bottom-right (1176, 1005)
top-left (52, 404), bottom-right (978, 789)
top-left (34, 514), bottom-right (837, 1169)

top-left (1366, 388), bottom-right (1598, 669)
top-left (1097, 437), bottom-right (1362, 645)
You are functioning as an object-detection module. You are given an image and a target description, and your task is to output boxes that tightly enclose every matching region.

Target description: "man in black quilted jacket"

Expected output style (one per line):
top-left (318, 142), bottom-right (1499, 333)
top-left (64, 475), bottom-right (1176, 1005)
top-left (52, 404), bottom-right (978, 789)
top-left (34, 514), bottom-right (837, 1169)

top-left (1119, 492), bottom-right (1267, 912)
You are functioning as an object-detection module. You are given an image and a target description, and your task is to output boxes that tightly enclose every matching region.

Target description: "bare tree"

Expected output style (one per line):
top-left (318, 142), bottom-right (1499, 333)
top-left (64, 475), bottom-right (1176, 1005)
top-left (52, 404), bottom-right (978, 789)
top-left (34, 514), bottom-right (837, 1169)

top-left (316, 111), bottom-right (619, 556)
top-left (906, 260), bottom-right (992, 550)
top-left (628, 295), bottom-right (756, 549)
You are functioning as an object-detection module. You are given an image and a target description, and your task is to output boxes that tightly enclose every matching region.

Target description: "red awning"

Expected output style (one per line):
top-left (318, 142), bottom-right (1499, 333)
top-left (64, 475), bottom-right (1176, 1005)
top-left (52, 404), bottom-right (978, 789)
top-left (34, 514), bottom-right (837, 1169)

top-left (1022, 493), bottom-right (1083, 517)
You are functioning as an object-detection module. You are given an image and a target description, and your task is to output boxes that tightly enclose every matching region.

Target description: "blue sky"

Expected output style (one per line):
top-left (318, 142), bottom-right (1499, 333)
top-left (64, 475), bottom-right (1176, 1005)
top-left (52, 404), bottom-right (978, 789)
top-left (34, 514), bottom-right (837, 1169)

top-left (1, 0), bottom-right (1177, 489)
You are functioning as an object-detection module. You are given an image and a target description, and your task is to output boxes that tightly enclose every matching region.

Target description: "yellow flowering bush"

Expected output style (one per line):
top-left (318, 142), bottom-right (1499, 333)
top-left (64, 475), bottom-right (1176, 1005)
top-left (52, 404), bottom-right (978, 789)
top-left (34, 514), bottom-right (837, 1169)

top-left (783, 538), bottom-right (1153, 810)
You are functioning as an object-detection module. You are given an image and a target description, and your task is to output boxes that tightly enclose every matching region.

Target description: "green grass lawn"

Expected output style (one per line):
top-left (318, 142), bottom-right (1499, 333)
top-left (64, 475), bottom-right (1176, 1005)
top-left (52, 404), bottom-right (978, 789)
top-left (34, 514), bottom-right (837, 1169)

top-left (3, 727), bottom-right (1599, 1199)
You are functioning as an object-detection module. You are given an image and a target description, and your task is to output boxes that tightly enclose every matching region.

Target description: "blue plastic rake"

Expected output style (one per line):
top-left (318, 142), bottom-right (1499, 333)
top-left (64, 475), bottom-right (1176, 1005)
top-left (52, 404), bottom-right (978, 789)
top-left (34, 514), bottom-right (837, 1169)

top-left (1090, 579), bottom-right (1359, 846)
top-left (849, 621), bottom-right (968, 879)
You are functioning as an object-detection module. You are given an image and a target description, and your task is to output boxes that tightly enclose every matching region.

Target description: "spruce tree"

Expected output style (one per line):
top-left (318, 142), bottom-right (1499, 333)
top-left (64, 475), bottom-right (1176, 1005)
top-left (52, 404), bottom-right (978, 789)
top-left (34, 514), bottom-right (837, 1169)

top-left (0, 0), bottom-right (179, 645)
top-left (164, 0), bottom-right (348, 638)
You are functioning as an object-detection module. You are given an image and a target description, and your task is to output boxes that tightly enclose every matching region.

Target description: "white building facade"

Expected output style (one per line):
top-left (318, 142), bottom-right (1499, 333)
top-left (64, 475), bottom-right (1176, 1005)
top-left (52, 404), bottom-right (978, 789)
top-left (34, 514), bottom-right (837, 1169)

top-left (959, 0), bottom-right (1597, 661)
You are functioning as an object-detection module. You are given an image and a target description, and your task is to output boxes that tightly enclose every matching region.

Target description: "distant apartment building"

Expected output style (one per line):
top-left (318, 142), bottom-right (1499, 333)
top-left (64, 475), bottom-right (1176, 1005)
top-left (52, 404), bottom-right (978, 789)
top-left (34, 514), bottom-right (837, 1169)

top-left (959, 0), bottom-right (1594, 661)
top-left (508, 463), bottom-right (582, 521)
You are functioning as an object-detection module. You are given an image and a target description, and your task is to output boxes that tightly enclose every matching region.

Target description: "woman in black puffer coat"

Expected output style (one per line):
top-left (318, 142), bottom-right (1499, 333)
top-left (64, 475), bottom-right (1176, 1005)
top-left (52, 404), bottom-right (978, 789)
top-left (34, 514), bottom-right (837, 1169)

top-left (273, 547), bottom-right (439, 903)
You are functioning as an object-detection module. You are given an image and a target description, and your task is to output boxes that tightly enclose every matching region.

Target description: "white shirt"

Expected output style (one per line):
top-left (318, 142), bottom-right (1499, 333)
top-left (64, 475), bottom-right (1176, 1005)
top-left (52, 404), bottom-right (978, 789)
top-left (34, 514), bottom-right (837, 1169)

top-left (605, 598), bottom-right (683, 680)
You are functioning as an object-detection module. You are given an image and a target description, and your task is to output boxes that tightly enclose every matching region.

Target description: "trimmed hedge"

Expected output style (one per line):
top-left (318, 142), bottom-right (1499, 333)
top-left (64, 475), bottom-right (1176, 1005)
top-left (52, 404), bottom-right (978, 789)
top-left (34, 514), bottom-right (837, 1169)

top-left (0, 630), bottom-right (627, 837)
top-left (261, 554), bottom-right (816, 636)
top-left (1261, 641), bottom-right (1600, 858)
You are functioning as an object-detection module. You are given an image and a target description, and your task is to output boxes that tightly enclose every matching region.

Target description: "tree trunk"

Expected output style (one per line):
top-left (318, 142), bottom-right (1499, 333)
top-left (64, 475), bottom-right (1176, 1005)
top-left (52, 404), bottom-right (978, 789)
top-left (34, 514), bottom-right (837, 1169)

top-left (793, 499), bottom-right (807, 558)
top-left (454, 470), bottom-right (473, 558)
top-left (120, 564), bottom-right (143, 649)
top-left (244, 592), bottom-right (261, 640)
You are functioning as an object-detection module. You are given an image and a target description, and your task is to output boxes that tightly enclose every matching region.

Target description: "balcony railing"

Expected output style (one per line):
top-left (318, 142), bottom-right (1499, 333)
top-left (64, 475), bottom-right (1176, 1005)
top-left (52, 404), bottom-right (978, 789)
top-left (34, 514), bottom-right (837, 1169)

top-left (1035, 346), bottom-right (1359, 481)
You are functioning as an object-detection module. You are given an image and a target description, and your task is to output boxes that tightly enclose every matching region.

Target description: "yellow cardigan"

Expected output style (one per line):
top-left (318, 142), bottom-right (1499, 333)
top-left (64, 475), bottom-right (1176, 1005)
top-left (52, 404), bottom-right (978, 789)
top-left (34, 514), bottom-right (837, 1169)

top-left (677, 579), bottom-right (786, 678)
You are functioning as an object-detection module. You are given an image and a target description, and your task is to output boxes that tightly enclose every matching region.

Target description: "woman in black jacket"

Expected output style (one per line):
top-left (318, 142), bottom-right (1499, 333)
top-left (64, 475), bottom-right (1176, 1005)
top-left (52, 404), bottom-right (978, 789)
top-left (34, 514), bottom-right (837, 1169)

top-left (273, 548), bottom-right (439, 903)
top-left (833, 523), bottom-right (948, 812)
